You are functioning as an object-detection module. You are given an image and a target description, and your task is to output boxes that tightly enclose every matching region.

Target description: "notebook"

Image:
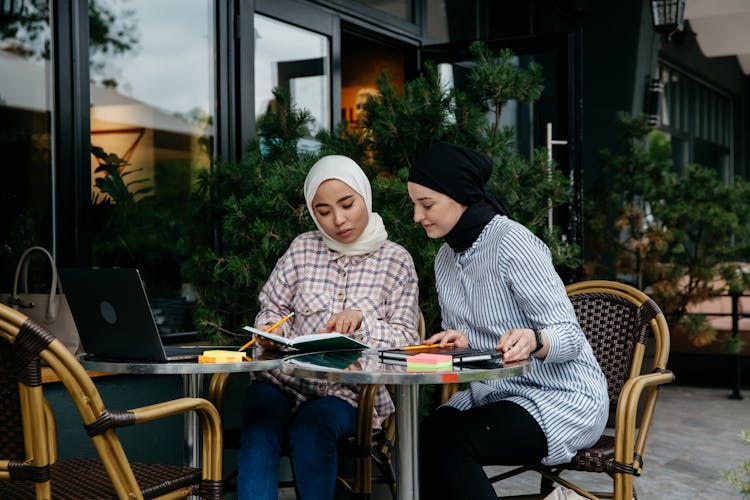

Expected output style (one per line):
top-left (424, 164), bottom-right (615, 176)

top-left (60, 267), bottom-right (215, 362)
top-left (379, 346), bottom-right (504, 365)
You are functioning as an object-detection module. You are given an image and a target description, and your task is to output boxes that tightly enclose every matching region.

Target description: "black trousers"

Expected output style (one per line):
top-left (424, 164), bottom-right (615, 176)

top-left (419, 400), bottom-right (548, 500)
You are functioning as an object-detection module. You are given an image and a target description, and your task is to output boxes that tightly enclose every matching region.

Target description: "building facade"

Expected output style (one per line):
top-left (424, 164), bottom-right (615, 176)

top-left (2, 0), bottom-right (749, 317)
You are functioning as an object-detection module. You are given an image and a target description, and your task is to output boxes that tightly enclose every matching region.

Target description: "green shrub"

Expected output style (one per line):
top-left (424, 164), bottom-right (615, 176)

top-left (584, 113), bottom-right (750, 349)
top-left (724, 430), bottom-right (750, 497)
top-left (191, 44), bottom-right (579, 342)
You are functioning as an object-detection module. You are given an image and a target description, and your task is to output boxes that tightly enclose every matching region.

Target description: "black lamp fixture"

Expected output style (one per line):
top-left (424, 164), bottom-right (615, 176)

top-left (0, 0), bottom-right (24, 20)
top-left (650, 0), bottom-right (686, 37)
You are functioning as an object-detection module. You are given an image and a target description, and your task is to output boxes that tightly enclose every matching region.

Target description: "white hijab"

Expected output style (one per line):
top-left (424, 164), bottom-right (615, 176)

top-left (304, 155), bottom-right (388, 256)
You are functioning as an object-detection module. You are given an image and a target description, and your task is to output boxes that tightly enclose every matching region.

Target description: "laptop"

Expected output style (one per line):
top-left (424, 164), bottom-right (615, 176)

top-left (60, 267), bottom-right (215, 361)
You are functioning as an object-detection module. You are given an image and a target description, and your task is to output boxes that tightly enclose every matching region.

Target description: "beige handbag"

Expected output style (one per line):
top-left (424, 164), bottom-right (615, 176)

top-left (0, 246), bottom-right (83, 356)
top-left (543, 486), bottom-right (588, 500)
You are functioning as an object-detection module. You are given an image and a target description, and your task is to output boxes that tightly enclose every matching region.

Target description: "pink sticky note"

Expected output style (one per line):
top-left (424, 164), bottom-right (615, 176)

top-left (408, 353), bottom-right (452, 364)
top-left (406, 353), bottom-right (453, 371)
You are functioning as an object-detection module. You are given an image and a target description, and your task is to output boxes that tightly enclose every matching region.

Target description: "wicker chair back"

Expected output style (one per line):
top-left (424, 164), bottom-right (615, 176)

top-left (490, 280), bottom-right (674, 500)
top-left (0, 303), bottom-right (224, 499)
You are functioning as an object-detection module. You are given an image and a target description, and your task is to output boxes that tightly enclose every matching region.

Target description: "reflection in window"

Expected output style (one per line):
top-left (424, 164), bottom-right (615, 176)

top-left (88, 0), bottom-right (215, 332)
top-left (255, 14), bottom-right (329, 138)
top-left (657, 63), bottom-right (731, 179)
top-left (0, 1), bottom-right (53, 284)
top-left (437, 61), bottom-right (523, 146)
top-left (341, 32), bottom-right (404, 130)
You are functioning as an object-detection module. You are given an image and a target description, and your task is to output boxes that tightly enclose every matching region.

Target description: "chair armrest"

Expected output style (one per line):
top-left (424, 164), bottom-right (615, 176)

top-left (129, 397), bottom-right (221, 425)
top-left (616, 369), bottom-right (674, 430)
top-left (129, 397), bottom-right (223, 479)
top-left (613, 369), bottom-right (674, 473)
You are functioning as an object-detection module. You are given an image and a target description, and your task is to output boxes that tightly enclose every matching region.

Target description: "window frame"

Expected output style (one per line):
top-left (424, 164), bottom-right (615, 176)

top-left (657, 60), bottom-right (735, 180)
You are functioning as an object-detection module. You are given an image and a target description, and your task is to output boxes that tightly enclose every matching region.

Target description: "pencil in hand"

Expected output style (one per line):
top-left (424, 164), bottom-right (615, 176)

top-left (238, 312), bottom-right (295, 351)
top-left (401, 343), bottom-right (455, 351)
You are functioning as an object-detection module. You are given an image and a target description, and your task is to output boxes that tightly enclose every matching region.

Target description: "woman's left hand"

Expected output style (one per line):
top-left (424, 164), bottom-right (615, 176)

top-left (498, 328), bottom-right (538, 362)
top-left (319, 309), bottom-right (364, 334)
top-left (424, 329), bottom-right (469, 348)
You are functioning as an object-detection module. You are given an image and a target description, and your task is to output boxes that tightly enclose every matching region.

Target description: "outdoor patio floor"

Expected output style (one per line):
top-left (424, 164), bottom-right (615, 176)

top-left (484, 384), bottom-right (750, 499)
top-left (268, 384), bottom-right (750, 499)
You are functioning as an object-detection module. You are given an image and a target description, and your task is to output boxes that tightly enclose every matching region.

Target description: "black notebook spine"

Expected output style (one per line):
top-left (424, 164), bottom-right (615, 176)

top-left (453, 352), bottom-right (503, 363)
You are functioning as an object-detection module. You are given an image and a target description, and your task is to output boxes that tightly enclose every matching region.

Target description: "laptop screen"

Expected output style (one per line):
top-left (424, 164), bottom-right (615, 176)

top-left (60, 268), bottom-right (173, 361)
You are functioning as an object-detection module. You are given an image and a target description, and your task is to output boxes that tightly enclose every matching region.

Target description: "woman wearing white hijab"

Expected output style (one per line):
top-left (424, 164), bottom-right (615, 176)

top-left (238, 155), bottom-right (419, 500)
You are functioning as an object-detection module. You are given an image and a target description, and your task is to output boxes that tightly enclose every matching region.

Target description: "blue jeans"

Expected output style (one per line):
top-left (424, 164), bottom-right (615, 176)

top-left (237, 382), bottom-right (357, 500)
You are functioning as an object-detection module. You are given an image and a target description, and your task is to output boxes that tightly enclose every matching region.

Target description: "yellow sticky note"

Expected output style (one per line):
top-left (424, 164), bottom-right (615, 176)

top-left (198, 350), bottom-right (246, 363)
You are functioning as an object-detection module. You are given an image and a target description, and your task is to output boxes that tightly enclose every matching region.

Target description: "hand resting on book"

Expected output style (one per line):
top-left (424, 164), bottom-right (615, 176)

top-left (318, 309), bottom-right (363, 334)
top-left (256, 324), bottom-right (280, 350)
top-left (424, 329), bottom-right (470, 348)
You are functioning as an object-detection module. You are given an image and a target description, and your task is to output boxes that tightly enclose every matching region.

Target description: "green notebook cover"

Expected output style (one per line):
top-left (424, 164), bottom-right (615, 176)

top-left (292, 350), bottom-right (364, 370)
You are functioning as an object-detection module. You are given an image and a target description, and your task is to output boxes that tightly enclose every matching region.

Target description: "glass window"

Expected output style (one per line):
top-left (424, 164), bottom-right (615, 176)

top-left (436, 59), bottom-right (527, 151)
top-left (341, 32), bottom-right (405, 130)
top-left (254, 14), bottom-right (329, 139)
top-left (88, 0), bottom-right (215, 333)
top-left (657, 63), bottom-right (732, 178)
top-left (0, 1), bottom-right (53, 284)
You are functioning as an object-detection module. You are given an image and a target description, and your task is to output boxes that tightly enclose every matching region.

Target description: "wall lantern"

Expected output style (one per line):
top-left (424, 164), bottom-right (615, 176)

top-left (650, 0), bottom-right (686, 36)
top-left (0, 0), bottom-right (25, 20)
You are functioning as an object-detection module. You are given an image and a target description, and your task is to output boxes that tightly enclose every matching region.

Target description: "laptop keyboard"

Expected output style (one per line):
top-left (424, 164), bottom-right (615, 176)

top-left (163, 345), bottom-right (216, 360)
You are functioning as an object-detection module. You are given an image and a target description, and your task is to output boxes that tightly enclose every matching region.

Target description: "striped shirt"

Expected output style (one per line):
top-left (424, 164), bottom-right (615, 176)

top-left (437, 215), bottom-right (608, 465)
top-left (253, 231), bottom-right (420, 428)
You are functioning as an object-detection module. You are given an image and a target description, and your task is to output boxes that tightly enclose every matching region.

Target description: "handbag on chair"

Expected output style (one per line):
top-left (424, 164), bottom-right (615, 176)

top-left (543, 486), bottom-right (588, 500)
top-left (0, 246), bottom-right (83, 356)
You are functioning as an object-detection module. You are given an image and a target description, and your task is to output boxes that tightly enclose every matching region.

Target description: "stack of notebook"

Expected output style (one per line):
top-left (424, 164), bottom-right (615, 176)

top-left (406, 353), bottom-right (453, 372)
top-left (379, 345), bottom-right (503, 365)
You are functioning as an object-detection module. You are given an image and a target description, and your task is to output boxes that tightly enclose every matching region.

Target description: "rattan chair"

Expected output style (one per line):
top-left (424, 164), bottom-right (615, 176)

top-left (488, 280), bottom-right (674, 500)
top-left (0, 303), bottom-right (223, 499)
top-left (208, 309), bottom-right (425, 500)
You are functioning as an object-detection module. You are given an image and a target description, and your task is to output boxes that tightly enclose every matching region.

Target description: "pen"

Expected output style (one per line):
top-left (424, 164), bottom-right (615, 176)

top-left (401, 343), bottom-right (455, 351)
top-left (238, 312), bottom-right (295, 351)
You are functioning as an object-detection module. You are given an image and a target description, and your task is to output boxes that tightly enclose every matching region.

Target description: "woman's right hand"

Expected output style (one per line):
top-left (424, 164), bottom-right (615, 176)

top-left (424, 329), bottom-right (469, 348)
top-left (255, 324), bottom-right (279, 350)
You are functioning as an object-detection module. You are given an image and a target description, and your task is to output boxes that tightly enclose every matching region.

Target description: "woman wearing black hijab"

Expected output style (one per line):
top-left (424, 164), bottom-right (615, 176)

top-left (407, 142), bottom-right (607, 500)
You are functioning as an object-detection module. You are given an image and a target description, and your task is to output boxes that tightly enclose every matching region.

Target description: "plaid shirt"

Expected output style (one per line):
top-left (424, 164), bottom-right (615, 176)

top-left (253, 231), bottom-right (420, 428)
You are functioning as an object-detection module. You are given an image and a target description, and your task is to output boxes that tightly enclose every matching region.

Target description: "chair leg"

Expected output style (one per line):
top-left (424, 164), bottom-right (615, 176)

top-left (540, 474), bottom-right (555, 495)
top-left (614, 471), bottom-right (634, 500)
top-left (367, 449), bottom-right (396, 500)
top-left (376, 457), bottom-right (397, 500)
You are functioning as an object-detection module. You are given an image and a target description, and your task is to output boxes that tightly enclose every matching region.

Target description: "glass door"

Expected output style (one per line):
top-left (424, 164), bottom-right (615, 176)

top-left (421, 34), bottom-right (583, 279)
top-left (254, 12), bottom-right (330, 147)
top-left (87, 0), bottom-right (216, 333)
top-left (0, 1), bottom-right (54, 284)
top-left (339, 27), bottom-right (418, 132)
top-left (252, 0), bottom-right (337, 144)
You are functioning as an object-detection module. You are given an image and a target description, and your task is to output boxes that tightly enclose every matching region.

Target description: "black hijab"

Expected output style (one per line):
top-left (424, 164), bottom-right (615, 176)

top-left (409, 142), bottom-right (509, 253)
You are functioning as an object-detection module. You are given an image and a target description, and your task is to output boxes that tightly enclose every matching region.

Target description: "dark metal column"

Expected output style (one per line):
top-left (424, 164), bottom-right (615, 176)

top-left (51, 1), bottom-right (91, 267)
top-left (729, 291), bottom-right (743, 400)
